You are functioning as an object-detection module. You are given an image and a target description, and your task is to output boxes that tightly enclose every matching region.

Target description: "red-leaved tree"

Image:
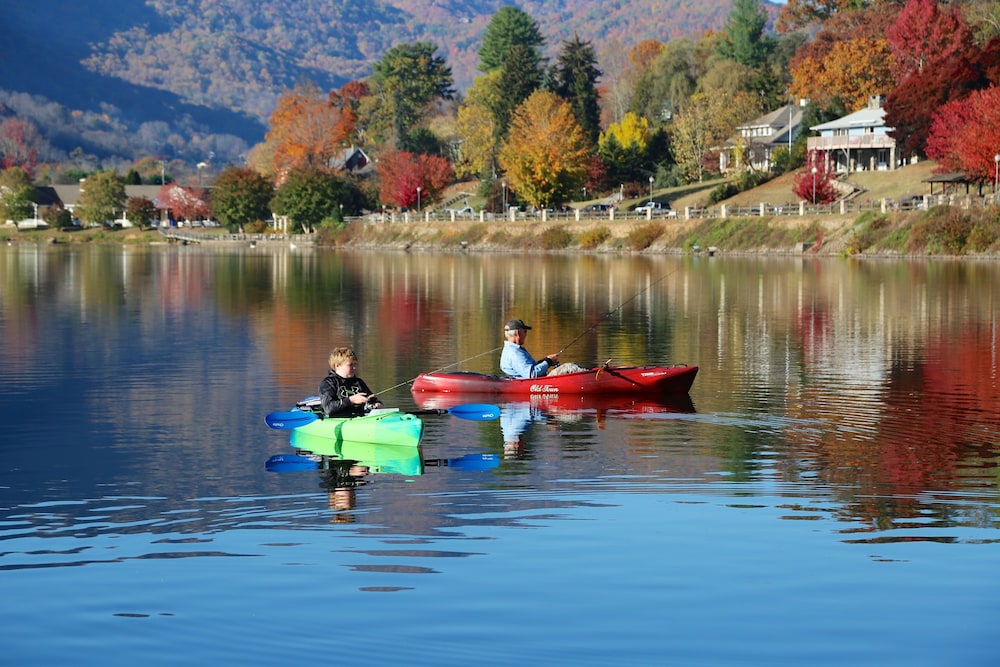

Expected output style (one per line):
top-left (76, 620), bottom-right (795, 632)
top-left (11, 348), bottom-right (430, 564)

top-left (792, 152), bottom-right (838, 204)
top-left (885, 0), bottom-right (970, 81)
top-left (157, 184), bottom-right (210, 221)
top-left (885, 38), bottom-right (1000, 159)
top-left (0, 118), bottom-right (41, 176)
top-left (925, 85), bottom-right (1000, 184)
top-left (376, 151), bottom-right (452, 210)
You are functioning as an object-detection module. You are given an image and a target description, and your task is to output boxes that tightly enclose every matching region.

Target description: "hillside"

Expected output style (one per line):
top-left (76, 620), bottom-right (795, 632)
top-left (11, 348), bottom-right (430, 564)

top-left (0, 0), bottom-right (774, 165)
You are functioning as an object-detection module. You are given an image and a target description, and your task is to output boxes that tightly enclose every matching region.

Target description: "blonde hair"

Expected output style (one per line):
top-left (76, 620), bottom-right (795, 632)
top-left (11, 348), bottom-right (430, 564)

top-left (328, 346), bottom-right (357, 369)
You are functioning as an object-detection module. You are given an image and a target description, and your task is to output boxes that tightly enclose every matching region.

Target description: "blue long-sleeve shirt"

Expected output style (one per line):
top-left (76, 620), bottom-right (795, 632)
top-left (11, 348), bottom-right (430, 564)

top-left (500, 341), bottom-right (551, 378)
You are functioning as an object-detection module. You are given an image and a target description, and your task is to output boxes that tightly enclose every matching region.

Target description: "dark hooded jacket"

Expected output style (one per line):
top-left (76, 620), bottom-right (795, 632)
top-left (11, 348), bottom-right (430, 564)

top-left (318, 370), bottom-right (377, 417)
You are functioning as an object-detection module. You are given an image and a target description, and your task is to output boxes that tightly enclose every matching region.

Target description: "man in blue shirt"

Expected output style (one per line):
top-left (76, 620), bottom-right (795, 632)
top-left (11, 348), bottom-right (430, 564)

top-left (499, 319), bottom-right (561, 378)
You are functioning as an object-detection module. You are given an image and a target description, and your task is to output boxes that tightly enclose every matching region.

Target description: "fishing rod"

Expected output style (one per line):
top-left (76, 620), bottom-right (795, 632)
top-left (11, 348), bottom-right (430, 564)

top-left (556, 269), bottom-right (678, 356)
top-left (374, 346), bottom-right (503, 395)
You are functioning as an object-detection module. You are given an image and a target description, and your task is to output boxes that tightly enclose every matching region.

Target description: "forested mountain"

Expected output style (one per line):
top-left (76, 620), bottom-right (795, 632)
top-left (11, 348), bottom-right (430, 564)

top-left (0, 0), bottom-right (768, 167)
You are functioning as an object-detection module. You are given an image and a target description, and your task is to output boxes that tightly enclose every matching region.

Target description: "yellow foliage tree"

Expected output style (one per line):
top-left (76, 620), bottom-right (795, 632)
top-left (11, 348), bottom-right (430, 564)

top-left (498, 91), bottom-right (591, 209)
top-left (599, 112), bottom-right (650, 152)
top-left (454, 72), bottom-right (502, 179)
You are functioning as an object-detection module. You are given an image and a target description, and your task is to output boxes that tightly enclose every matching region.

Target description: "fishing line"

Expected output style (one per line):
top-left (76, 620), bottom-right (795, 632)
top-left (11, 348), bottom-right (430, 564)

top-left (556, 268), bottom-right (678, 356)
top-left (375, 346), bottom-right (503, 395)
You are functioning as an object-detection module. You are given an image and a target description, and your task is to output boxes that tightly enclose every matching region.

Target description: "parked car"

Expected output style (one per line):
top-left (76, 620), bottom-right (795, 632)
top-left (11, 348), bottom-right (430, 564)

top-left (635, 201), bottom-right (669, 214)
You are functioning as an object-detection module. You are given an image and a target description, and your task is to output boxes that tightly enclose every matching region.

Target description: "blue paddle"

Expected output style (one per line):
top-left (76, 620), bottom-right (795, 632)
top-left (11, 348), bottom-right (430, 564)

top-left (265, 453), bottom-right (500, 472)
top-left (264, 403), bottom-right (500, 430)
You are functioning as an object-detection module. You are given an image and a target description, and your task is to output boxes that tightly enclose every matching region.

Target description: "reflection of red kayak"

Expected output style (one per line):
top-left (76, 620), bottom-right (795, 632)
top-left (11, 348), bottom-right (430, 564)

top-left (414, 391), bottom-right (696, 415)
top-left (411, 365), bottom-right (698, 396)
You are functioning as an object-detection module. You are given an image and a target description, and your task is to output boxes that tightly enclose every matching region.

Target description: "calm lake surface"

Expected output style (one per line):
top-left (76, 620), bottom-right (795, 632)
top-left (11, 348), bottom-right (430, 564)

top-left (1, 244), bottom-right (998, 666)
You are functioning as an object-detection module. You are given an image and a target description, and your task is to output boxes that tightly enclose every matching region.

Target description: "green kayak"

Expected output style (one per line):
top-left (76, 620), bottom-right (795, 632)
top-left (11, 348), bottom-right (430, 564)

top-left (288, 408), bottom-right (424, 450)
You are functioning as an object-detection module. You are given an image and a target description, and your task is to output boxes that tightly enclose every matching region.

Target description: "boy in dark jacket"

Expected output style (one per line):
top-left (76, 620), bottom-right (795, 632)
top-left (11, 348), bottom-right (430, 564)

top-left (319, 347), bottom-right (383, 417)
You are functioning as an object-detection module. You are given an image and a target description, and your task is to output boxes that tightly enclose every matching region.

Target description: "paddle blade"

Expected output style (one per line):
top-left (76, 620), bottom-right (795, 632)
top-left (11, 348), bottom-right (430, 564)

top-left (265, 454), bottom-right (319, 472)
top-left (447, 403), bottom-right (501, 421)
top-left (448, 453), bottom-right (501, 471)
top-left (264, 411), bottom-right (318, 430)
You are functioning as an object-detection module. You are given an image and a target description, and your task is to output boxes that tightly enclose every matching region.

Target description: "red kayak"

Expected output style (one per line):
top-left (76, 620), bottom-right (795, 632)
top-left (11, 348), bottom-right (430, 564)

top-left (411, 364), bottom-right (698, 396)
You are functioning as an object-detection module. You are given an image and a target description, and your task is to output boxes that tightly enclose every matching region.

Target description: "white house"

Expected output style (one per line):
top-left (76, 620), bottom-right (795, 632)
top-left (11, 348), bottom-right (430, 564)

top-left (808, 96), bottom-right (899, 173)
top-left (721, 102), bottom-right (805, 173)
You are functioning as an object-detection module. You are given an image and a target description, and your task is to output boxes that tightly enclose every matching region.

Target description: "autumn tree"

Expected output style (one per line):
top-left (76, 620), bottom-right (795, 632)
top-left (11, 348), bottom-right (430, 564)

top-left (376, 151), bottom-right (452, 210)
top-left (631, 38), bottom-right (697, 126)
top-left (885, 38), bottom-right (1000, 158)
top-left (792, 152), bottom-right (838, 204)
top-left (366, 42), bottom-right (454, 147)
top-left (211, 166), bottom-right (274, 232)
top-left (126, 196), bottom-right (158, 229)
top-left (156, 183), bottom-right (209, 223)
top-left (885, 0), bottom-right (970, 81)
top-left (598, 112), bottom-right (652, 185)
top-left (0, 167), bottom-right (37, 223)
top-left (77, 170), bottom-right (127, 226)
top-left (478, 6), bottom-right (546, 73)
top-left (672, 91), bottom-right (760, 183)
top-left (0, 118), bottom-right (42, 176)
top-left (266, 83), bottom-right (353, 175)
top-left (777, 0), bottom-right (889, 33)
top-left (498, 91), bottom-right (591, 209)
top-left (788, 7), bottom-right (897, 111)
top-left (454, 72), bottom-right (502, 179)
top-left (272, 168), bottom-right (367, 232)
top-left (925, 85), bottom-right (1000, 184)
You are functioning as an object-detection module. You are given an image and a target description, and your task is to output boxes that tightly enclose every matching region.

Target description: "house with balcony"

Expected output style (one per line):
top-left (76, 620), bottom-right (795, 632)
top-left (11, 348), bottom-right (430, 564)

top-left (807, 96), bottom-right (899, 173)
top-left (720, 102), bottom-right (805, 173)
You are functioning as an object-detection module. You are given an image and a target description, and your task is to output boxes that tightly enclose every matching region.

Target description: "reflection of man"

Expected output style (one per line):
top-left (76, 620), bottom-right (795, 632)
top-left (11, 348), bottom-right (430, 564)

top-left (500, 402), bottom-right (537, 459)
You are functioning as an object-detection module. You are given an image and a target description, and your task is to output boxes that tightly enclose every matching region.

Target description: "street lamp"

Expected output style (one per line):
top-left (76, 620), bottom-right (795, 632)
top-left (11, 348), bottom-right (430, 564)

top-left (416, 186), bottom-right (421, 213)
top-left (620, 184), bottom-right (624, 203)
top-left (811, 166), bottom-right (818, 205)
top-left (582, 186), bottom-right (587, 201)
top-left (994, 154), bottom-right (999, 195)
top-left (648, 175), bottom-right (654, 203)
top-left (501, 181), bottom-right (507, 214)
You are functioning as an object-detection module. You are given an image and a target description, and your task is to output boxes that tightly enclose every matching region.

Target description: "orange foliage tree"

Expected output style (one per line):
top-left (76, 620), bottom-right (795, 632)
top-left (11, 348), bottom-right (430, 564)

top-left (265, 81), bottom-right (364, 174)
top-left (498, 90), bottom-right (591, 209)
top-left (376, 151), bottom-right (452, 210)
top-left (788, 8), bottom-right (897, 111)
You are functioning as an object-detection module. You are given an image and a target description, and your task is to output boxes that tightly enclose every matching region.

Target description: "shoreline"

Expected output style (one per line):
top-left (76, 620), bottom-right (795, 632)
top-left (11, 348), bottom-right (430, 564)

top-left (5, 210), bottom-right (1000, 259)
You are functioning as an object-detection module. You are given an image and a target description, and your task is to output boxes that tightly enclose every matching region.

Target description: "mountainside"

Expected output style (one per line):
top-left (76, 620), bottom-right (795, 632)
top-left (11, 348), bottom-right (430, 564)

top-left (1, 0), bottom-right (774, 166)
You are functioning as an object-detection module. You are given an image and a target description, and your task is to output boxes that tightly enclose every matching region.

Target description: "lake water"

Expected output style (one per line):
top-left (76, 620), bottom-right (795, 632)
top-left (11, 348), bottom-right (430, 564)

top-left (1, 244), bottom-right (998, 666)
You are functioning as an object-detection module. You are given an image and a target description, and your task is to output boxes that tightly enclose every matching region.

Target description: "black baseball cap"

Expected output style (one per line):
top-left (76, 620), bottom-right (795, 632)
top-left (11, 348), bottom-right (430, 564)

top-left (504, 319), bottom-right (531, 331)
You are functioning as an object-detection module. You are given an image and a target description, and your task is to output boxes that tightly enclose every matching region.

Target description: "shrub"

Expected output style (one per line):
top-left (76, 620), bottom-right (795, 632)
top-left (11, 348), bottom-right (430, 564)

top-left (627, 222), bottom-right (662, 250)
top-left (540, 225), bottom-right (574, 249)
top-left (846, 212), bottom-right (891, 255)
top-left (579, 226), bottom-right (611, 249)
top-left (709, 183), bottom-right (738, 203)
top-left (908, 207), bottom-right (974, 255)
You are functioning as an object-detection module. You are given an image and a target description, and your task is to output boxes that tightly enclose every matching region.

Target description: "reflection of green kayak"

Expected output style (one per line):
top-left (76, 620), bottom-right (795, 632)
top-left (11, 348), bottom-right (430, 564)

top-left (291, 438), bottom-right (423, 476)
top-left (288, 408), bottom-right (424, 450)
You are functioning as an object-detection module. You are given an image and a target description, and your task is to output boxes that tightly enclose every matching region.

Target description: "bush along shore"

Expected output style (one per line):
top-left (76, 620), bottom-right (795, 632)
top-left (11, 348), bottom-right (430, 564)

top-left (5, 205), bottom-right (1000, 258)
